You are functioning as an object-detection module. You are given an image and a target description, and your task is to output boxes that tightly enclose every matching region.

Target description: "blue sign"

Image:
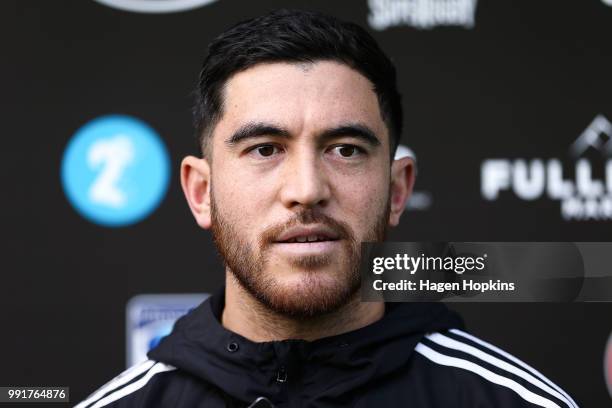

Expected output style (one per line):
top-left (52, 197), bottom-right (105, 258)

top-left (61, 115), bottom-right (170, 227)
top-left (126, 294), bottom-right (209, 367)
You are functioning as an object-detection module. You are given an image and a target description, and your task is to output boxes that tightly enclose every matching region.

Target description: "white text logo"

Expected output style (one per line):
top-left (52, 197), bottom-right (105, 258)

top-left (368, 0), bottom-right (478, 30)
top-left (481, 115), bottom-right (612, 221)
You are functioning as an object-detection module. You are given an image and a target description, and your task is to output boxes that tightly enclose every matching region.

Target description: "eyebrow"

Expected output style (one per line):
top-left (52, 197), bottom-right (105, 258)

top-left (225, 121), bottom-right (381, 147)
top-left (320, 124), bottom-right (381, 147)
top-left (225, 122), bottom-right (290, 145)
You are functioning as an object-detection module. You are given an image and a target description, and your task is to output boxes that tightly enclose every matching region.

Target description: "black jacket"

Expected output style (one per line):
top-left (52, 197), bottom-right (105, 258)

top-left (76, 288), bottom-right (578, 408)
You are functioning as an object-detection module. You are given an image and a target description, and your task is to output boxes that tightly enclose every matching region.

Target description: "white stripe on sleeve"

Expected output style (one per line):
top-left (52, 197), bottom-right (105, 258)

top-left (88, 363), bottom-right (176, 408)
top-left (426, 333), bottom-right (574, 408)
top-left (75, 360), bottom-right (156, 408)
top-left (415, 343), bottom-right (561, 408)
top-left (450, 329), bottom-right (578, 408)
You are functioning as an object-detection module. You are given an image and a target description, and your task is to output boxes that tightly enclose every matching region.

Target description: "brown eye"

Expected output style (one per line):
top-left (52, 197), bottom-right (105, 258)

top-left (338, 146), bottom-right (356, 157)
top-left (332, 145), bottom-right (363, 158)
top-left (257, 145), bottom-right (275, 156)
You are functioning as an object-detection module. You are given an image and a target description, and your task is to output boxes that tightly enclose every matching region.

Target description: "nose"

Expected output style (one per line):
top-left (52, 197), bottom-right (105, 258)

top-left (279, 148), bottom-right (331, 210)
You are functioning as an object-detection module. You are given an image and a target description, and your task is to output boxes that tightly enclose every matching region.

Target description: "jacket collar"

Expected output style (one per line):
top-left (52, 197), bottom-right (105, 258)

top-left (148, 286), bottom-right (463, 405)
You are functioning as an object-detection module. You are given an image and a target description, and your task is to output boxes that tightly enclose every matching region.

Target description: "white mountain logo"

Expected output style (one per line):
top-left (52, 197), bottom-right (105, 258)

top-left (570, 114), bottom-right (612, 158)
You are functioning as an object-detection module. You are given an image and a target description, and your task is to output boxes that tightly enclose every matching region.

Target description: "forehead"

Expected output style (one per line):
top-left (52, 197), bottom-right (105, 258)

top-left (214, 61), bottom-right (388, 142)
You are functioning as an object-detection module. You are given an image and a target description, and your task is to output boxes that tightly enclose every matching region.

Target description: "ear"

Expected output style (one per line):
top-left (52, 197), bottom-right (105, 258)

top-left (180, 155), bottom-right (212, 229)
top-left (388, 156), bottom-right (416, 227)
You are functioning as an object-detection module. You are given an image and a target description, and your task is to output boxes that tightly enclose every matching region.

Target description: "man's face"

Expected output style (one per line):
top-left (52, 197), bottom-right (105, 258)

top-left (198, 61), bottom-right (403, 317)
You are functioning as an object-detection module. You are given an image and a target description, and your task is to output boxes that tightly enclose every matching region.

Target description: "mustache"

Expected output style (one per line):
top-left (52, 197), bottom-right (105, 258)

top-left (259, 209), bottom-right (352, 247)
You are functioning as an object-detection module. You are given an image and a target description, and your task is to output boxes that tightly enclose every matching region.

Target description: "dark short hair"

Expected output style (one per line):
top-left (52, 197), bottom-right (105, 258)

top-left (193, 9), bottom-right (402, 158)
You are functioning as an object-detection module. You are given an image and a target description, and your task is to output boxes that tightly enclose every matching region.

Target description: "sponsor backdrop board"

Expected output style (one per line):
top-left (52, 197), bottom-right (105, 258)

top-left (2, 0), bottom-right (612, 406)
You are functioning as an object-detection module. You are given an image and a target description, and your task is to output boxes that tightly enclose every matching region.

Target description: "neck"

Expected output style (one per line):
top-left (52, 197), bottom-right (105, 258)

top-left (221, 271), bottom-right (385, 342)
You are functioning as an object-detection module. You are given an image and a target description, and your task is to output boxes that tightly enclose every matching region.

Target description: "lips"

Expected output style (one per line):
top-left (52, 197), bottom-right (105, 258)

top-left (274, 225), bottom-right (341, 244)
top-left (282, 235), bottom-right (335, 243)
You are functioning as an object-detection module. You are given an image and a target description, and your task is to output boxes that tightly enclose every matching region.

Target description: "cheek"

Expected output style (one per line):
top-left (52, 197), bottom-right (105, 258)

top-left (334, 172), bottom-right (390, 232)
top-left (212, 162), bottom-right (276, 228)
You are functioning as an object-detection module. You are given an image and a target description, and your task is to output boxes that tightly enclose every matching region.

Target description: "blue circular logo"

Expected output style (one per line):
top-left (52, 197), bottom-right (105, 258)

top-left (61, 115), bottom-right (170, 227)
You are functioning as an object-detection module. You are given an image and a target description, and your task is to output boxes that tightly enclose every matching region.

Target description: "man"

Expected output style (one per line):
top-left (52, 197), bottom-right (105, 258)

top-left (76, 9), bottom-right (577, 408)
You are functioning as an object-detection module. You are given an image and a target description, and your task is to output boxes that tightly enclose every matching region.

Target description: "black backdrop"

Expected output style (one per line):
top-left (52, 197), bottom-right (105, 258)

top-left (3, 1), bottom-right (612, 406)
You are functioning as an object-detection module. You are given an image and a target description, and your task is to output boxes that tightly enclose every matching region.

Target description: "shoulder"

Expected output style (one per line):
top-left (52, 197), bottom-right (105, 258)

top-left (74, 360), bottom-right (178, 408)
top-left (412, 329), bottom-right (579, 408)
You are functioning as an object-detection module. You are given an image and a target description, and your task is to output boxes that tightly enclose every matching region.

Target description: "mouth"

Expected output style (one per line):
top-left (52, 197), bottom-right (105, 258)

top-left (276, 235), bottom-right (340, 244)
top-left (272, 227), bottom-right (343, 256)
top-left (273, 225), bottom-right (341, 244)
top-left (271, 240), bottom-right (342, 258)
